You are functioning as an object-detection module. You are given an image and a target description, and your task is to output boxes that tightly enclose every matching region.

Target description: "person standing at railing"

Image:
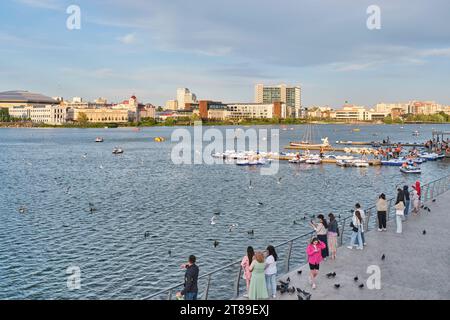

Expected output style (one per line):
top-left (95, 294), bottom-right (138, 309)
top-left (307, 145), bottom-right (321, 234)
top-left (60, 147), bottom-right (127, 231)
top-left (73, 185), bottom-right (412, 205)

top-left (176, 255), bottom-right (199, 300)
top-left (264, 245), bottom-right (278, 299)
top-left (248, 252), bottom-right (269, 300)
top-left (347, 210), bottom-right (364, 250)
top-left (411, 185), bottom-right (420, 215)
top-left (327, 213), bottom-right (339, 260)
top-left (354, 203), bottom-right (367, 246)
top-left (306, 237), bottom-right (326, 289)
top-left (415, 181), bottom-right (421, 200)
top-left (310, 215), bottom-right (329, 260)
top-left (403, 185), bottom-right (410, 220)
top-left (240, 246), bottom-right (255, 298)
top-left (376, 193), bottom-right (388, 231)
top-left (395, 188), bottom-right (405, 234)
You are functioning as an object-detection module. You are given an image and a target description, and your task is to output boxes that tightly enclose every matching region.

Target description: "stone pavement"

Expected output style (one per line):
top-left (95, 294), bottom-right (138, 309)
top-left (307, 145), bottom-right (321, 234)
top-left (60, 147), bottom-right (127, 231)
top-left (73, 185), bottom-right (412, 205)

top-left (273, 191), bottom-right (450, 300)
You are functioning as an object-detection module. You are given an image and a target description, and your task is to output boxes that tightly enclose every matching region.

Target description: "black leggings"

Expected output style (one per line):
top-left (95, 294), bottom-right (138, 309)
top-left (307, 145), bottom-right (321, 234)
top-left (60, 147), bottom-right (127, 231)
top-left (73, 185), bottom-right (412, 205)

top-left (377, 211), bottom-right (387, 229)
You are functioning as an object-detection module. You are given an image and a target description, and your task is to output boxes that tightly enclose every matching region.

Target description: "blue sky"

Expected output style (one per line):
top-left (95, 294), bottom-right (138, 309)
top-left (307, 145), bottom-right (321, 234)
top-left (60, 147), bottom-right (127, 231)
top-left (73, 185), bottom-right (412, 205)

top-left (0, 0), bottom-right (449, 107)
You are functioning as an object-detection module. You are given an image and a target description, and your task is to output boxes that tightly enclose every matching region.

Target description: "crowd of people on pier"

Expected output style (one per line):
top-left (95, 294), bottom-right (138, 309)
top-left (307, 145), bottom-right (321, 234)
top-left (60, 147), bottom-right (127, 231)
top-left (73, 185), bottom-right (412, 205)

top-left (176, 180), bottom-right (424, 300)
top-left (425, 138), bottom-right (450, 154)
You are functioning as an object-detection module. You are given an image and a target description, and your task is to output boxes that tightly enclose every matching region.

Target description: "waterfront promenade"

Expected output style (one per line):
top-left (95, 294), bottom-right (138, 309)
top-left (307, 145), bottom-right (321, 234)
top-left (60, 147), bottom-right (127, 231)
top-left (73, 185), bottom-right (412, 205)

top-left (273, 190), bottom-right (450, 300)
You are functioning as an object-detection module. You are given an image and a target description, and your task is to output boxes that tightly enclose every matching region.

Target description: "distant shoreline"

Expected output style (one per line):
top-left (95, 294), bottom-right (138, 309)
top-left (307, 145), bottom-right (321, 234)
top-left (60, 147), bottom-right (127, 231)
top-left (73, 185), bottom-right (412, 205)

top-left (1, 120), bottom-right (449, 129)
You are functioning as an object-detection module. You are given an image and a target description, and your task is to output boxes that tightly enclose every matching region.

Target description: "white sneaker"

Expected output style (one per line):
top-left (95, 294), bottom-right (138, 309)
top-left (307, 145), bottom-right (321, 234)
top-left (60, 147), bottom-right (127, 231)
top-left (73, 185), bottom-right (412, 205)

top-left (272, 295), bottom-right (276, 299)
top-left (243, 293), bottom-right (248, 298)
top-left (312, 283), bottom-right (317, 289)
top-left (357, 247), bottom-right (363, 250)
top-left (383, 228), bottom-right (387, 231)
top-left (378, 228), bottom-right (382, 232)
top-left (347, 246), bottom-right (353, 249)
top-left (363, 243), bottom-right (367, 246)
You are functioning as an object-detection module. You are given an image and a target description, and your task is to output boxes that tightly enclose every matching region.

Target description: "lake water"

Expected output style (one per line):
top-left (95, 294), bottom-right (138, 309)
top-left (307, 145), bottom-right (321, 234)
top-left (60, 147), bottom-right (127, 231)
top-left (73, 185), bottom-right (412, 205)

top-left (0, 123), bottom-right (449, 299)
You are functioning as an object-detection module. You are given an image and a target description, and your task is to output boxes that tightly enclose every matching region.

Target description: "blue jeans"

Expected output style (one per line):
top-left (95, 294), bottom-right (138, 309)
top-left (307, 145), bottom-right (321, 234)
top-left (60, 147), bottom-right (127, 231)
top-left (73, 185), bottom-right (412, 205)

top-left (349, 230), bottom-right (363, 249)
top-left (404, 200), bottom-right (410, 217)
top-left (265, 273), bottom-right (277, 296)
top-left (185, 292), bottom-right (198, 300)
top-left (355, 232), bottom-right (365, 246)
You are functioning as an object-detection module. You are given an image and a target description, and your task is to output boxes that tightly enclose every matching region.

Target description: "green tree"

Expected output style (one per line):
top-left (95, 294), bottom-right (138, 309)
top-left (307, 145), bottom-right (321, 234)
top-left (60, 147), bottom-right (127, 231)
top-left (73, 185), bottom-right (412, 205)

top-left (77, 112), bottom-right (89, 126)
top-left (0, 108), bottom-right (10, 122)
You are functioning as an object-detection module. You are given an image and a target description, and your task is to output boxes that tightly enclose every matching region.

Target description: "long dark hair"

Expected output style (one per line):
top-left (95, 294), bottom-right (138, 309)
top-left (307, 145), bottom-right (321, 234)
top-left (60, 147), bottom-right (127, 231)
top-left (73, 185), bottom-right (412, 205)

top-left (247, 246), bottom-right (254, 263)
top-left (396, 188), bottom-right (405, 204)
top-left (317, 214), bottom-right (328, 228)
top-left (328, 213), bottom-right (335, 223)
top-left (266, 245), bottom-right (278, 261)
top-left (355, 210), bottom-right (362, 223)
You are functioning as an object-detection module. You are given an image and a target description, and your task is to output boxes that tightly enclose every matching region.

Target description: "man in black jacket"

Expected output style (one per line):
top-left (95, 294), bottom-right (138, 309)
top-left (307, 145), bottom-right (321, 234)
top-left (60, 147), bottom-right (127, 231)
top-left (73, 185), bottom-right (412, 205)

top-left (177, 255), bottom-right (199, 300)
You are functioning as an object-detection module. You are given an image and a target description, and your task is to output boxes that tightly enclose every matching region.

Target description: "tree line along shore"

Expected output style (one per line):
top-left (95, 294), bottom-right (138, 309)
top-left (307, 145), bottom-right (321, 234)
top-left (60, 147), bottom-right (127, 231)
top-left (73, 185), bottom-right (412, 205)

top-left (1, 114), bottom-right (449, 129)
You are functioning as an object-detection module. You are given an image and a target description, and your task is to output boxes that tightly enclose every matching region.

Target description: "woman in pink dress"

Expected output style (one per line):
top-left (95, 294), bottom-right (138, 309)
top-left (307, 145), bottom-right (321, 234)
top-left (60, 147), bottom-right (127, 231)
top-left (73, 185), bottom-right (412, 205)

top-left (240, 246), bottom-right (255, 298)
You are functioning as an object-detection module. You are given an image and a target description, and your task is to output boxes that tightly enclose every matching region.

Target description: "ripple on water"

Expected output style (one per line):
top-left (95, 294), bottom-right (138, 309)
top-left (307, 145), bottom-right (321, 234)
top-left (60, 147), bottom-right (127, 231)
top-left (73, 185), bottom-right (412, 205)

top-left (0, 124), bottom-right (449, 299)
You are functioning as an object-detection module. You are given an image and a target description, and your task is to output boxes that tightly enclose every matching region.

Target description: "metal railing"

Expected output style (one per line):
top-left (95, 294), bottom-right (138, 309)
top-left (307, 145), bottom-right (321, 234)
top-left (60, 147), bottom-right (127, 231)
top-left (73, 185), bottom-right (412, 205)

top-left (145, 174), bottom-right (450, 300)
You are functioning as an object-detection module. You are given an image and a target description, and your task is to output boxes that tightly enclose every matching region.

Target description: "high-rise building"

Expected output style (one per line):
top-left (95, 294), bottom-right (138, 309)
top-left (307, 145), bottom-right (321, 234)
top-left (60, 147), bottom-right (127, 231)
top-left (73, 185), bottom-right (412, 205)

top-left (255, 84), bottom-right (301, 117)
top-left (176, 88), bottom-right (197, 110)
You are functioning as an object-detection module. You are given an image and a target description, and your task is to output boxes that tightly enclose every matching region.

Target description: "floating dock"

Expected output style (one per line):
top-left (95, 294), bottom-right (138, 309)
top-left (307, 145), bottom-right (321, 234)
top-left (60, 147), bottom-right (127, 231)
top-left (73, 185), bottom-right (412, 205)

top-left (285, 145), bottom-right (345, 151)
top-left (269, 155), bottom-right (381, 166)
top-left (335, 141), bottom-right (425, 147)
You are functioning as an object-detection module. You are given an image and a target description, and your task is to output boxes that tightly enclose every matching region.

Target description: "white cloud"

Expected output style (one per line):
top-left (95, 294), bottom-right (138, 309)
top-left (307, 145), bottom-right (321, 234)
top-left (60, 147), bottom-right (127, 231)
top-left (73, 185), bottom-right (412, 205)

top-left (419, 48), bottom-right (450, 57)
top-left (117, 33), bottom-right (137, 45)
top-left (332, 62), bottom-right (378, 72)
top-left (15, 0), bottom-right (61, 10)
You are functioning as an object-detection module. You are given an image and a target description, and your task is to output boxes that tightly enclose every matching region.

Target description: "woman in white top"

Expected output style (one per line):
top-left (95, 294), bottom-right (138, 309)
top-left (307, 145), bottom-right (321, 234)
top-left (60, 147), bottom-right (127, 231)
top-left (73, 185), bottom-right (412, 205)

top-left (310, 214), bottom-right (329, 259)
top-left (347, 210), bottom-right (364, 250)
top-left (394, 188), bottom-right (405, 234)
top-left (264, 245), bottom-right (278, 299)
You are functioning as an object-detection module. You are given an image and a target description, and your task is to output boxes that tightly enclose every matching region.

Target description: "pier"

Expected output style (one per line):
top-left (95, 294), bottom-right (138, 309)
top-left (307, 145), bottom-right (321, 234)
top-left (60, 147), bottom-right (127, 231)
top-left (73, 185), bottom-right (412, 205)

top-left (147, 175), bottom-right (450, 300)
top-left (272, 189), bottom-right (450, 300)
top-left (335, 141), bottom-right (425, 147)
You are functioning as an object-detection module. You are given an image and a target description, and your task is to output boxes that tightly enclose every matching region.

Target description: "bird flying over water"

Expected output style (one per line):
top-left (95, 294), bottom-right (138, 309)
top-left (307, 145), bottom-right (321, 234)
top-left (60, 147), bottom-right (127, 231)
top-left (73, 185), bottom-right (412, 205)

top-left (213, 240), bottom-right (219, 248)
top-left (210, 216), bottom-right (217, 225)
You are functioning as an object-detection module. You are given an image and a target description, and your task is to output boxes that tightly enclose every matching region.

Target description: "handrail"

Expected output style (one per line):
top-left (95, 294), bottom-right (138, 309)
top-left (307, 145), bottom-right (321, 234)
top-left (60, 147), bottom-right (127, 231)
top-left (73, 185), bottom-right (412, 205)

top-left (145, 174), bottom-right (450, 300)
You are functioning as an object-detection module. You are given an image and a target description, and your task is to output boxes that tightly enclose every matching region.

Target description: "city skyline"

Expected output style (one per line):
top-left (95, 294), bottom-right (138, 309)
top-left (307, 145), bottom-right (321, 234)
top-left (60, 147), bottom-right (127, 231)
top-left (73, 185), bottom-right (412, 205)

top-left (1, 0), bottom-right (450, 107)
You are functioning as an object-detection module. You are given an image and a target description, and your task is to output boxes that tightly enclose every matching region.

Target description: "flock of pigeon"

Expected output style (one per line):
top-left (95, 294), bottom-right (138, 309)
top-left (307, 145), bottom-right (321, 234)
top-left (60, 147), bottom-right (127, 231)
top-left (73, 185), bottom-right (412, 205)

top-left (276, 254), bottom-right (390, 300)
